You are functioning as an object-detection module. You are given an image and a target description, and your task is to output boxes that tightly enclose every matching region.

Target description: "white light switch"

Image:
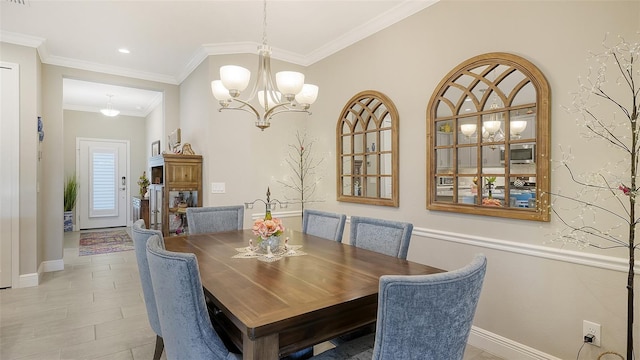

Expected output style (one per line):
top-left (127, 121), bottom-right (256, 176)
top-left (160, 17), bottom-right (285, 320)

top-left (211, 182), bottom-right (226, 194)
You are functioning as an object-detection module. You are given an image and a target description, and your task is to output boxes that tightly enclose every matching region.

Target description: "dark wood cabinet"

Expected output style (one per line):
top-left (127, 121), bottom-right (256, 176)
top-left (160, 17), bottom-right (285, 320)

top-left (132, 196), bottom-right (149, 228)
top-left (148, 154), bottom-right (203, 236)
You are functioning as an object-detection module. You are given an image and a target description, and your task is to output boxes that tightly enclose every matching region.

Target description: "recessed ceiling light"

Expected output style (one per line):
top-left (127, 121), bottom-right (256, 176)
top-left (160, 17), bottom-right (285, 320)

top-left (118, 48), bottom-right (130, 54)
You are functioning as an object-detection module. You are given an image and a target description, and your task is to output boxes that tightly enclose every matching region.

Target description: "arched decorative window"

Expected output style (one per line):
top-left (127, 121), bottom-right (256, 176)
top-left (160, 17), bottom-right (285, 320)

top-left (427, 53), bottom-right (550, 221)
top-left (337, 90), bottom-right (399, 207)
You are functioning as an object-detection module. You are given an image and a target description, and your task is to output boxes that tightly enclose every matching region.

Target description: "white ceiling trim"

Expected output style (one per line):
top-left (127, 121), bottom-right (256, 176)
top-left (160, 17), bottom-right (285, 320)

top-left (0, 30), bottom-right (44, 48)
top-left (1, 30), bottom-right (179, 84)
top-left (304, 0), bottom-right (438, 65)
top-left (1, 0), bottom-right (439, 86)
top-left (43, 54), bottom-right (179, 85)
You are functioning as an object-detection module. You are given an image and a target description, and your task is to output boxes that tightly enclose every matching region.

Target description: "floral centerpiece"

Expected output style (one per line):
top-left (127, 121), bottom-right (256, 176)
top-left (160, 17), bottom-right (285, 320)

top-left (252, 216), bottom-right (284, 252)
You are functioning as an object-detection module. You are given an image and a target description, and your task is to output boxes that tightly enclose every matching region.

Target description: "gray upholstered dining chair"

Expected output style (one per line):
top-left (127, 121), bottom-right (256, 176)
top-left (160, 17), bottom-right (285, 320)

top-left (131, 219), bottom-right (165, 360)
top-left (186, 205), bottom-right (244, 234)
top-left (302, 209), bottom-right (347, 242)
top-left (146, 234), bottom-right (242, 360)
top-left (313, 254), bottom-right (488, 360)
top-left (349, 216), bottom-right (413, 260)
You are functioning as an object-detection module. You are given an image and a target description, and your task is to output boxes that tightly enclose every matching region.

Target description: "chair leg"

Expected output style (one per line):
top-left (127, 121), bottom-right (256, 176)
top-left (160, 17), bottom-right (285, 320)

top-left (153, 335), bottom-right (164, 360)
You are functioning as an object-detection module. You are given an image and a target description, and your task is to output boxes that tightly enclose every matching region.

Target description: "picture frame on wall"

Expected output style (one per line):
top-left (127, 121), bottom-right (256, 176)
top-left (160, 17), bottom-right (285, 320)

top-left (151, 140), bottom-right (161, 156)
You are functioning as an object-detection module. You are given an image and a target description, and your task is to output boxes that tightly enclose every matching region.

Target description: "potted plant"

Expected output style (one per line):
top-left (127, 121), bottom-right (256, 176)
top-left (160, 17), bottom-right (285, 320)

top-left (64, 175), bottom-right (78, 232)
top-left (137, 171), bottom-right (150, 198)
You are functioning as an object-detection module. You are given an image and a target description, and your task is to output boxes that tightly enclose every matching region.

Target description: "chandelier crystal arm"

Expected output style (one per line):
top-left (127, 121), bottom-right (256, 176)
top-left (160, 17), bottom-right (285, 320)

top-left (221, 97), bottom-right (261, 119)
top-left (265, 105), bottom-right (312, 120)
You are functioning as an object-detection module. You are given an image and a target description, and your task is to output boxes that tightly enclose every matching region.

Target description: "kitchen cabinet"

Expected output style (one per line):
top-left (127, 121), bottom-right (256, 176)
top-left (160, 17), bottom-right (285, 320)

top-left (436, 131), bottom-right (453, 171)
top-left (457, 133), bottom-right (477, 169)
top-left (149, 154), bottom-right (203, 236)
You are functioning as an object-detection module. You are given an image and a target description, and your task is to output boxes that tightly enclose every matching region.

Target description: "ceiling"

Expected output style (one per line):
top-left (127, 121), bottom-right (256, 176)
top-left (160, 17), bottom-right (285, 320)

top-left (1, 0), bottom-right (437, 117)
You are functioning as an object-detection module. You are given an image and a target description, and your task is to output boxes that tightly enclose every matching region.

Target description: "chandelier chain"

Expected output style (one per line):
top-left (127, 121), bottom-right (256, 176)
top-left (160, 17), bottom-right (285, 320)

top-left (262, 0), bottom-right (267, 46)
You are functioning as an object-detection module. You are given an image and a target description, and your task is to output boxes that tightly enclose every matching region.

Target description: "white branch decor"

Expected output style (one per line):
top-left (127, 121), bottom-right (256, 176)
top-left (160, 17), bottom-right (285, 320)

top-left (278, 131), bottom-right (324, 214)
top-left (550, 34), bottom-right (639, 359)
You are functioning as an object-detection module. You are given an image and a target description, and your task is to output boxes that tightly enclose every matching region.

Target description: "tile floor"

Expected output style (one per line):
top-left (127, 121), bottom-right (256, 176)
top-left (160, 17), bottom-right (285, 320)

top-left (0, 228), bottom-right (503, 360)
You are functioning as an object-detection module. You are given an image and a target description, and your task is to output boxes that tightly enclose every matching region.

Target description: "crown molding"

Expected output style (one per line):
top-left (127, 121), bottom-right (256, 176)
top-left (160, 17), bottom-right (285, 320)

top-left (44, 54), bottom-right (179, 85)
top-left (3, 1), bottom-right (439, 85)
top-left (0, 30), bottom-right (45, 48)
top-left (304, 0), bottom-right (439, 65)
top-left (1, 30), bottom-right (178, 84)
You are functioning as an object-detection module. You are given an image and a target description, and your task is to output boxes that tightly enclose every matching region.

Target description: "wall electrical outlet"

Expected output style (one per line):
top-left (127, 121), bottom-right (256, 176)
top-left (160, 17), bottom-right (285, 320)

top-left (583, 320), bottom-right (601, 347)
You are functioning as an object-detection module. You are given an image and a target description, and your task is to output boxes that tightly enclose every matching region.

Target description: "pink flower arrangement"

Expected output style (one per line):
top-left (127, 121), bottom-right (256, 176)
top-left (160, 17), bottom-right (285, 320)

top-left (252, 217), bottom-right (284, 240)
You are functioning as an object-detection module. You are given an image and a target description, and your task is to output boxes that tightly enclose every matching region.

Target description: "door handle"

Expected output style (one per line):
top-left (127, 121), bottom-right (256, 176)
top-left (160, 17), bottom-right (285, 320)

top-left (121, 176), bottom-right (126, 190)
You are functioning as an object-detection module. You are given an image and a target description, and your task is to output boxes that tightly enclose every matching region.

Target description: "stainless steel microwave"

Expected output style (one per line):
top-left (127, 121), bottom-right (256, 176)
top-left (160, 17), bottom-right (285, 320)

top-left (500, 145), bottom-right (535, 164)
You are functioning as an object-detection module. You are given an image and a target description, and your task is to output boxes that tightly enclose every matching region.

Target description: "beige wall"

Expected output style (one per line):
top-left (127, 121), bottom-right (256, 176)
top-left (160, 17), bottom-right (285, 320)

top-left (181, 1), bottom-right (639, 358)
top-left (146, 100), bottom-right (163, 162)
top-left (0, 42), bottom-right (40, 277)
top-left (303, 1), bottom-right (638, 358)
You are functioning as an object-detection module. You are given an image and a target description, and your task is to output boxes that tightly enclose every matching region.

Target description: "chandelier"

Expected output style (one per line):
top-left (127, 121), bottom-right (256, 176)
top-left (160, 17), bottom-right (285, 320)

top-left (211, 0), bottom-right (319, 131)
top-left (100, 94), bottom-right (120, 117)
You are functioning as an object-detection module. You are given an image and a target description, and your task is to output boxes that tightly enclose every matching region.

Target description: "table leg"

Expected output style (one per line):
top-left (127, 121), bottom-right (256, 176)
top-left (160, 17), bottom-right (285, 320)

top-left (242, 333), bottom-right (279, 360)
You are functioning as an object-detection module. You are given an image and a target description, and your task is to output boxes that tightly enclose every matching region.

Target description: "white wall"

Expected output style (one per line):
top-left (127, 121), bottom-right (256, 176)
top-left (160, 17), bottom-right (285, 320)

top-left (179, 1), bottom-right (639, 358)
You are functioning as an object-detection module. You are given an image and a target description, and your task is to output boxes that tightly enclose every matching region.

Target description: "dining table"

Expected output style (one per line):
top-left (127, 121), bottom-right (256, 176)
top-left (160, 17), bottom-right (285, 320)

top-left (163, 228), bottom-right (443, 360)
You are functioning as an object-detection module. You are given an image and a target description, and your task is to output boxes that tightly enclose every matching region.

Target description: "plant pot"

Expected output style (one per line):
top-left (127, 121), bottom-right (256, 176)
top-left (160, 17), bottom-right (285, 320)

top-left (63, 210), bottom-right (73, 232)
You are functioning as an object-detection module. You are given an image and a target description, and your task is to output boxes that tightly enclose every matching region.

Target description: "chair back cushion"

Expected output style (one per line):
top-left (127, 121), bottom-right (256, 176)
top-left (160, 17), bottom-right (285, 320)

top-left (146, 235), bottom-right (234, 360)
top-left (186, 206), bottom-right (244, 234)
top-left (372, 254), bottom-right (487, 360)
top-left (302, 209), bottom-right (347, 242)
top-left (131, 219), bottom-right (164, 336)
top-left (349, 216), bottom-right (413, 259)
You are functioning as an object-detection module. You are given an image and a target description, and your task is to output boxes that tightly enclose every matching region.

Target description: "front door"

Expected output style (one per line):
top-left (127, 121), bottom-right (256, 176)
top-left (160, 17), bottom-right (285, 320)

top-left (78, 138), bottom-right (129, 229)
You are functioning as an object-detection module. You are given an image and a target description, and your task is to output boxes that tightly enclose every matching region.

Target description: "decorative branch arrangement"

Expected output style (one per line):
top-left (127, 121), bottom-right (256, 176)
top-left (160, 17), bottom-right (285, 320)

top-left (551, 34), bottom-right (639, 359)
top-left (277, 131), bottom-right (324, 214)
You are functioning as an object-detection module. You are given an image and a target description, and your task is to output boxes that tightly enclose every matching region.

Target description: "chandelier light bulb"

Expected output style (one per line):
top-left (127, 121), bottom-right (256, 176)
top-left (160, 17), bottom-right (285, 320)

top-left (295, 84), bottom-right (319, 107)
top-left (460, 123), bottom-right (477, 137)
top-left (483, 120), bottom-right (501, 134)
top-left (276, 71), bottom-right (305, 100)
top-left (211, 80), bottom-right (232, 102)
top-left (258, 90), bottom-right (281, 109)
top-left (510, 120), bottom-right (528, 137)
top-left (100, 94), bottom-right (120, 117)
top-left (220, 65), bottom-right (251, 96)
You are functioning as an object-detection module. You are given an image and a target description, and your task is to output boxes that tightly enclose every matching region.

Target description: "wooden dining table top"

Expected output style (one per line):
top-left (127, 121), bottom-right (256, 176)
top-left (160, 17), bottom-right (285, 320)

top-left (163, 228), bottom-right (443, 359)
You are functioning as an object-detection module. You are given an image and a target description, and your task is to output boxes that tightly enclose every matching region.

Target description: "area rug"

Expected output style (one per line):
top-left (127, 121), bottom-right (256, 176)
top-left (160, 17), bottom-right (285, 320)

top-left (79, 229), bottom-right (134, 256)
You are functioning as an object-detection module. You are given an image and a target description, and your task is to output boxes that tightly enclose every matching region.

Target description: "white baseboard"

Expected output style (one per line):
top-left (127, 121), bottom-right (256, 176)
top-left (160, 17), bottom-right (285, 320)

top-left (18, 273), bottom-right (38, 288)
top-left (39, 259), bottom-right (64, 273)
top-left (469, 326), bottom-right (561, 360)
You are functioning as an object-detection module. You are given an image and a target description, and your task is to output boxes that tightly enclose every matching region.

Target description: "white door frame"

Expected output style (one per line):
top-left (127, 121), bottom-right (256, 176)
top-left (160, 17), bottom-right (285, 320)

top-left (0, 62), bottom-right (20, 288)
top-left (76, 137), bottom-right (130, 230)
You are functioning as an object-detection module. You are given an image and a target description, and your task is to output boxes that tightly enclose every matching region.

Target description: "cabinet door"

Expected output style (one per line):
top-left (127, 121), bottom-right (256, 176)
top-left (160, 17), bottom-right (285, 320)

top-left (166, 163), bottom-right (201, 188)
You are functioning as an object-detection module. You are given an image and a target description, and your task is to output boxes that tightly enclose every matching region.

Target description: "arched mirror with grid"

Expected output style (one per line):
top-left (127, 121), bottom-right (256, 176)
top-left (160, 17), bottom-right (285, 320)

top-left (427, 53), bottom-right (550, 221)
top-left (337, 90), bottom-right (399, 207)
